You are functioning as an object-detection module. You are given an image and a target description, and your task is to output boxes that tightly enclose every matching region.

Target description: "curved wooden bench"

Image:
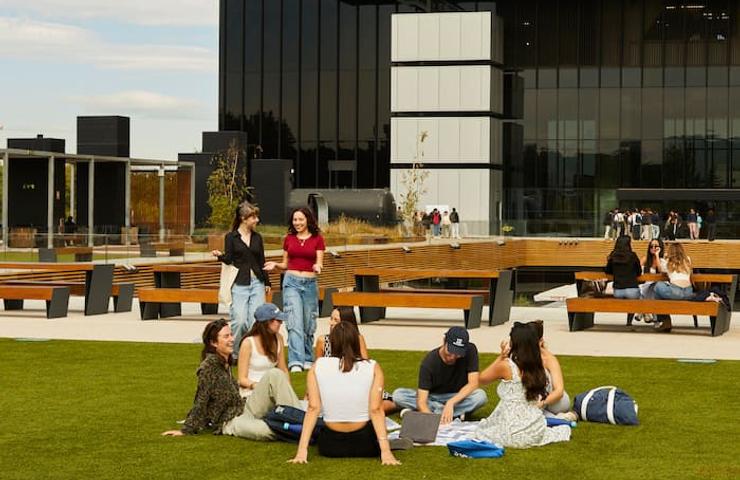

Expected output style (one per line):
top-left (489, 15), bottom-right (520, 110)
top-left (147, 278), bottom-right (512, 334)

top-left (332, 291), bottom-right (484, 329)
top-left (0, 285), bottom-right (70, 318)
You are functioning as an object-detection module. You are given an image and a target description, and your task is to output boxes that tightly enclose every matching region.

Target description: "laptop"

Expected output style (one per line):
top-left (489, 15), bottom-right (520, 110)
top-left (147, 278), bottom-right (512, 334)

top-left (399, 412), bottom-right (442, 444)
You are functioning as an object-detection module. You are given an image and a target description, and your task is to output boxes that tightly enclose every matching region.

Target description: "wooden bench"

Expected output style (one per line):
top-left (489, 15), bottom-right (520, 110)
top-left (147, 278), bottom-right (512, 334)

top-left (0, 262), bottom-right (114, 315)
top-left (353, 267), bottom-right (513, 326)
top-left (38, 247), bottom-right (93, 262)
top-left (138, 287), bottom-right (277, 320)
top-left (568, 271), bottom-right (736, 336)
top-left (0, 285), bottom-right (70, 318)
top-left (4, 280), bottom-right (134, 313)
top-left (332, 291), bottom-right (485, 329)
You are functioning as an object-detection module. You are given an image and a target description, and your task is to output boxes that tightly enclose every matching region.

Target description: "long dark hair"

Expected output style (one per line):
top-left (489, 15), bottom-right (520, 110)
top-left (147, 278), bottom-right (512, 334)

top-left (244, 321), bottom-right (279, 363)
top-left (329, 321), bottom-right (363, 373)
top-left (287, 207), bottom-right (321, 235)
top-left (334, 306), bottom-right (359, 329)
top-left (201, 319), bottom-right (230, 362)
top-left (643, 238), bottom-right (665, 269)
top-left (231, 201), bottom-right (260, 231)
top-left (608, 235), bottom-right (638, 264)
top-left (509, 322), bottom-right (547, 402)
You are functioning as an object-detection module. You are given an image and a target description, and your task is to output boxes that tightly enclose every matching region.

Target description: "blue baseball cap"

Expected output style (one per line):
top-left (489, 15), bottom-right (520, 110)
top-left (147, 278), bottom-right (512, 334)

top-left (445, 327), bottom-right (469, 356)
top-left (254, 303), bottom-right (288, 323)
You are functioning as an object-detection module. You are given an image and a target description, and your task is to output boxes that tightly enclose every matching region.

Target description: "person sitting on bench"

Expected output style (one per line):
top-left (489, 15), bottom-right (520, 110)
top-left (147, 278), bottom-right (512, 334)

top-left (162, 318), bottom-right (301, 440)
top-left (392, 327), bottom-right (487, 424)
top-left (289, 322), bottom-right (400, 465)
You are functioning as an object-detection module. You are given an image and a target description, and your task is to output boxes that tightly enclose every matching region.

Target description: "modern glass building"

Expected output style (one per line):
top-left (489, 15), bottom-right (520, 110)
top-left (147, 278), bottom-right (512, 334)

top-left (220, 0), bottom-right (740, 236)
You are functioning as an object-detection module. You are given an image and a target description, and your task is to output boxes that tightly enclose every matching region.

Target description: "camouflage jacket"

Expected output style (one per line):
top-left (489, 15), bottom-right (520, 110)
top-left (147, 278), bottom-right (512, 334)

top-left (182, 354), bottom-right (244, 434)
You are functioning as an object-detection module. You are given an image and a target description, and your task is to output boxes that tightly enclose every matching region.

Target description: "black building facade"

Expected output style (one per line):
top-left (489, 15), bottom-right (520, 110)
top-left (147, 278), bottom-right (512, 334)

top-left (220, 0), bottom-right (740, 236)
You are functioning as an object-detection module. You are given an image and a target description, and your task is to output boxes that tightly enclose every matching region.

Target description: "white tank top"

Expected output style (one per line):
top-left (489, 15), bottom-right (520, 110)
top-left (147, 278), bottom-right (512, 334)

top-left (314, 357), bottom-right (376, 422)
top-left (240, 336), bottom-right (279, 396)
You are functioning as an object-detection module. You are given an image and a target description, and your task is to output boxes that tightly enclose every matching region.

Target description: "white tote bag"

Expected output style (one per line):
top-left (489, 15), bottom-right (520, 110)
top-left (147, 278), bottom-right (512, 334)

top-left (218, 263), bottom-right (239, 307)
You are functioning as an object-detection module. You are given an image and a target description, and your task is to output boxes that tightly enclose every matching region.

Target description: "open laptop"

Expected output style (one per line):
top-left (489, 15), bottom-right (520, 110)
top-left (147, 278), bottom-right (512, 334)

top-left (399, 412), bottom-right (442, 444)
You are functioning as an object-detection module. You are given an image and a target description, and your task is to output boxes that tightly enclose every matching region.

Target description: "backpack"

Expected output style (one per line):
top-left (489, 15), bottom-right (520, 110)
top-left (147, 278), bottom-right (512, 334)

top-left (447, 439), bottom-right (505, 459)
top-left (574, 386), bottom-right (639, 425)
top-left (264, 405), bottom-right (325, 443)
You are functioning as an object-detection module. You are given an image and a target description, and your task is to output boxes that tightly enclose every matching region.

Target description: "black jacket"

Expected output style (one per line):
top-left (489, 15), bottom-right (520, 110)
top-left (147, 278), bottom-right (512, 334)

top-left (218, 230), bottom-right (271, 287)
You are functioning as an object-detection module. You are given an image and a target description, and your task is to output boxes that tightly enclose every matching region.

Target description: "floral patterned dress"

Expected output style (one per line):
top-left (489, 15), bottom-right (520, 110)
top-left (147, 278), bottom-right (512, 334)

top-left (474, 359), bottom-right (571, 448)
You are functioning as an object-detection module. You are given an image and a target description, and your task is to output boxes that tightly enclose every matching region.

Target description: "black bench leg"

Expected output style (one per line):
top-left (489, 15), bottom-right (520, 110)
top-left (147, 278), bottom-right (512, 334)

top-left (464, 296), bottom-right (483, 329)
top-left (84, 265), bottom-right (114, 315)
top-left (140, 301), bottom-right (160, 320)
top-left (4, 299), bottom-right (24, 310)
top-left (568, 312), bottom-right (594, 331)
top-left (112, 284), bottom-right (135, 313)
top-left (626, 313), bottom-right (635, 326)
top-left (693, 315), bottom-right (699, 329)
top-left (320, 288), bottom-right (337, 317)
top-left (356, 274), bottom-right (385, 324)
top-left (157, 272), bottom-right (182, 318)
top-left (711, 305), bottom-right (731, 337)
top-left (201, 303), bottom-right (219, 315)
top-left (359, 306), bottom-right (384, 323)
top-left (46, 288), bottom-right (70, 319)
top-left (490, 272), bottom-right (514, 326)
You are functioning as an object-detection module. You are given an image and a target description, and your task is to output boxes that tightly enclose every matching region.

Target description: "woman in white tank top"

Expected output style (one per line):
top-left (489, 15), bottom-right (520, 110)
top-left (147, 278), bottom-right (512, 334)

top-left (289, 322), bottom-right (399, 465)
top-left (237, 303), bottom-right (289, 396)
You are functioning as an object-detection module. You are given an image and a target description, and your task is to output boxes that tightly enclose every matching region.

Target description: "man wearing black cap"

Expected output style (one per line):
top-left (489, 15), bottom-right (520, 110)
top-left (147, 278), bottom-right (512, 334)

top-left (391, 327), bottom-right (487, 424)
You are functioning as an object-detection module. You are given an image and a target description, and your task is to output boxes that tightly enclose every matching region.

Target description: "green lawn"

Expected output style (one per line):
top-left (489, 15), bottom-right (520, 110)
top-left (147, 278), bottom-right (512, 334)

top-left (0, 339), bottom-right (737, 480)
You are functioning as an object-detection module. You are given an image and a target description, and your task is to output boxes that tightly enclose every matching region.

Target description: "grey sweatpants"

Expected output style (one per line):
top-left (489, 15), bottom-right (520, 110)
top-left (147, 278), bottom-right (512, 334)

top-left (222, 368), bottom-right (300, 440)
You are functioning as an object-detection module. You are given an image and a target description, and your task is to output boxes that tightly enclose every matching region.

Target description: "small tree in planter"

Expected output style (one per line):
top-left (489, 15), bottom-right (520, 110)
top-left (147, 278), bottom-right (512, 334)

top-left (399, 131), bottom-right (430, 237)
top-left (207, 140), bottom-right (252, 231)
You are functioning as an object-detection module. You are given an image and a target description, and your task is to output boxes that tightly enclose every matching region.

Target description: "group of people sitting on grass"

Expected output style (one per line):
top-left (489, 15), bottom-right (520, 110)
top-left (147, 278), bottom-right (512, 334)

top-left (163, 305), bottom-right (574, 464)
top-left (606, 235), bottom-right (694, 332)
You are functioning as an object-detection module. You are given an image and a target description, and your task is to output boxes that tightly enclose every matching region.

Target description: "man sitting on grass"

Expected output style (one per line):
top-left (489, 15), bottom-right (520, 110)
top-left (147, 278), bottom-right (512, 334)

top-left (392, 327), bottom-right (487, 424)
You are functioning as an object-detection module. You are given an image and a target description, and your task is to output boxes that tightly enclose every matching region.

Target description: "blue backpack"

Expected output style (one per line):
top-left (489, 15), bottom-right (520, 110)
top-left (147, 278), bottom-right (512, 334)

top-left (574, 386), bottom-right (639, 426)
top-left (447, 439), bottom-right (505, 459)
top-left (264, 405), bottom-right (325, 443)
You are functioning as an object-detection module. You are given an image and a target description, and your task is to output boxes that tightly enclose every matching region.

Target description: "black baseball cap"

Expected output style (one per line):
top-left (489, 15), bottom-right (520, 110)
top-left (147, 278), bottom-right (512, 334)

top-left (445, 327), bottom-right (469, 356)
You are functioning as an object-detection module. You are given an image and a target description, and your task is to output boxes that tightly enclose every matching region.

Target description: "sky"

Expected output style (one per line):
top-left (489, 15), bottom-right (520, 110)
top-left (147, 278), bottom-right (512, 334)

top-left (0, 0), bottom-right (219, 160)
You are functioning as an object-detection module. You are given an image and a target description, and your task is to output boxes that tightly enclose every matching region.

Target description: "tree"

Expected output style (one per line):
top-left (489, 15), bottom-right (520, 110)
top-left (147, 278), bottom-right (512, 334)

top-left (207, 140), bottom-right (251, 229)
top-left (398, 131), bottom-right (430, 235)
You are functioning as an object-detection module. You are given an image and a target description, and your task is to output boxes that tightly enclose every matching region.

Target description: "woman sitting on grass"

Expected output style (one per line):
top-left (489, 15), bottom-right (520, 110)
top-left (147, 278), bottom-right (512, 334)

top-left (162, 318), bottom-right (301, 440)
top-left (289, 322), bottom-right (400, 465)
top-left (528, 320), bottom-right (574, 419)
top-left (653, 242), bottom-right (693, 332)
top-left (474, 322), bottom-right (571, 448)
top-left (237, 303), bottom-right (290, 397)
top-left (313, 307), bottom-right (396, 414)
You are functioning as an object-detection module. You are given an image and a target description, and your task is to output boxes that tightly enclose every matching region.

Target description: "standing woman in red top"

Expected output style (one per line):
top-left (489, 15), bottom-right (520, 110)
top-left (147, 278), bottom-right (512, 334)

top-left (264, 207), bottom-right (325, 372)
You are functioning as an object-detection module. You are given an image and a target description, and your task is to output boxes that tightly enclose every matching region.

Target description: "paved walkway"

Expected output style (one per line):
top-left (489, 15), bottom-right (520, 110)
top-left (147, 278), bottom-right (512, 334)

top-left (1, 297), bottom-right (737, 360)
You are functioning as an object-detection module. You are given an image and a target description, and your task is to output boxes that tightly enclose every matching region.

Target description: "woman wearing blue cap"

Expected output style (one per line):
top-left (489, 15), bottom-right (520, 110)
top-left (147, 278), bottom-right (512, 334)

top-left (237, 303), bottom-right (291, 396)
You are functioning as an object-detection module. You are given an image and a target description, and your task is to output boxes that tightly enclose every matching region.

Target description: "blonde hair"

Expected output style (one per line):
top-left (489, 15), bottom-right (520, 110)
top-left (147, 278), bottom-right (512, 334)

top-left (666, 243), bottom-right (692, 274)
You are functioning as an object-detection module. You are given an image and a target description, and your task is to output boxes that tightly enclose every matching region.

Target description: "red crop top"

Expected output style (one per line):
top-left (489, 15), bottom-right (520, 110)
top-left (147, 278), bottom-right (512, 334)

top-left (283, 234), bottom-right (326, 272)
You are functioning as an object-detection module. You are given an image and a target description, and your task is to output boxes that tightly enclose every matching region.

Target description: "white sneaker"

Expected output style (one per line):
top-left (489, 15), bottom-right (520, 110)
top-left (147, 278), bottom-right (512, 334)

top-left (289, 365), bottom-right (303, 373)
top-left (303, 361), bottom-right (313, 370)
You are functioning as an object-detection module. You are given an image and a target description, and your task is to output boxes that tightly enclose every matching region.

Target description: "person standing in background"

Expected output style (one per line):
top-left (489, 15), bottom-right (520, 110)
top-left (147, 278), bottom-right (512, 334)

top-left (450, 208), bottom-right (461, 239)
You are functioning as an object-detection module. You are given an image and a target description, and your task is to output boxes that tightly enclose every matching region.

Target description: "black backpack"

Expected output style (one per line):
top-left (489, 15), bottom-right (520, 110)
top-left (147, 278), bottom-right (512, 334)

top-left (264, 405), bottom-right (324, 443)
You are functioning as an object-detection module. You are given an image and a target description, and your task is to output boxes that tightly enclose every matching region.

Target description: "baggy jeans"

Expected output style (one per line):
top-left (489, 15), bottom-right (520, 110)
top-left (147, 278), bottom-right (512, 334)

top-left (230, 280), bottom-right (266, 357)
top-left (282, 273), bottom-right (319, 369)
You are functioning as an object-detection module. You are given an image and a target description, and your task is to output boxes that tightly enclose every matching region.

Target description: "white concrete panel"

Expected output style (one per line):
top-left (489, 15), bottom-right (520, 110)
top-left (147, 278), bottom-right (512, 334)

top-left (392, 66), bottom-right (492, 112)
top-left (418, 14), bottom-right (440, 60)
top-left (391, 117), bottom-right (492, 164)
top-left (392, 12), bottom-right (492, 61)
top-left (438, 14), bottom-right (461, 60)
top-left (417, 68), bottom-right (439, 111)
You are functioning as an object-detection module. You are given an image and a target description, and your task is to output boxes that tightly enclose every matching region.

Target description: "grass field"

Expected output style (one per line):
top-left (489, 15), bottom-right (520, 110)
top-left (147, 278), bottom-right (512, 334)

top-left (1, 338), bottom-right (737, 480)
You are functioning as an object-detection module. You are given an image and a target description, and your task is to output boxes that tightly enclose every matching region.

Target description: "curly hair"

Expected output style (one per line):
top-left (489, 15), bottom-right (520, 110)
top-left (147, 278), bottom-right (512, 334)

top-left (287, 207), bottom-right (320, 236)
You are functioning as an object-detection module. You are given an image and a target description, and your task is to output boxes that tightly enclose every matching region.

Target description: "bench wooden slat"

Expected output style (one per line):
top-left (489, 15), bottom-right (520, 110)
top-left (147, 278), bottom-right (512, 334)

top-left (380, 287), bottom-right (490, 304)
top-left (0, 285), bottom-right (60, 301)
top-left (354, 268), bottom-right (499, 279)
top-left (0, 285), bottom-right (70, 318)
top-left (138, 288), bottom-right (218, 303)
top-left (0, 262), bottom-right (96, 271)
top-left (333, 291), bottom-right (479, 309)
top-left (566, 297), bottom-right (719, 316)
top-left (574, 271), bottom-right (735, 284)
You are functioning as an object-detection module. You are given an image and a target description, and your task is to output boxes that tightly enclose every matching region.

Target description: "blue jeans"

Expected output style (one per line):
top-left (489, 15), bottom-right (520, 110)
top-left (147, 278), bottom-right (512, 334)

top-left (391, 387), bottom-right (488, 418)
top-left (230, 280), bottom-right (266, 357)
top-left (654, 282), bottom-right (694, 300)
top-left (282, 273), bottom-right (319, 369)
top-left (614, 287), bottom-right (640, 299)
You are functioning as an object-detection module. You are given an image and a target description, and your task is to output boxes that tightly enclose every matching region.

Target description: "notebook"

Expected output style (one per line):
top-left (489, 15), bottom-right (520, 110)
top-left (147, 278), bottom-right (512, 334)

top-left (399, 412), bottom-right (442, 444)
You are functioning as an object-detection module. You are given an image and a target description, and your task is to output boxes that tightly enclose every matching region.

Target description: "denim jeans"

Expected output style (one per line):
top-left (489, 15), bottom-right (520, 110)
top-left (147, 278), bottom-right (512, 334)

top-left (230, 280), bottom-right (265, 357)
top-left (654, 282), bottom-right (694, 300)
top-left (391, 387), bottom-right (488, 418)
top-left (282, 273), bottom-right (319, 369)
top-left (614, 287), bottom-right (640, 299)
